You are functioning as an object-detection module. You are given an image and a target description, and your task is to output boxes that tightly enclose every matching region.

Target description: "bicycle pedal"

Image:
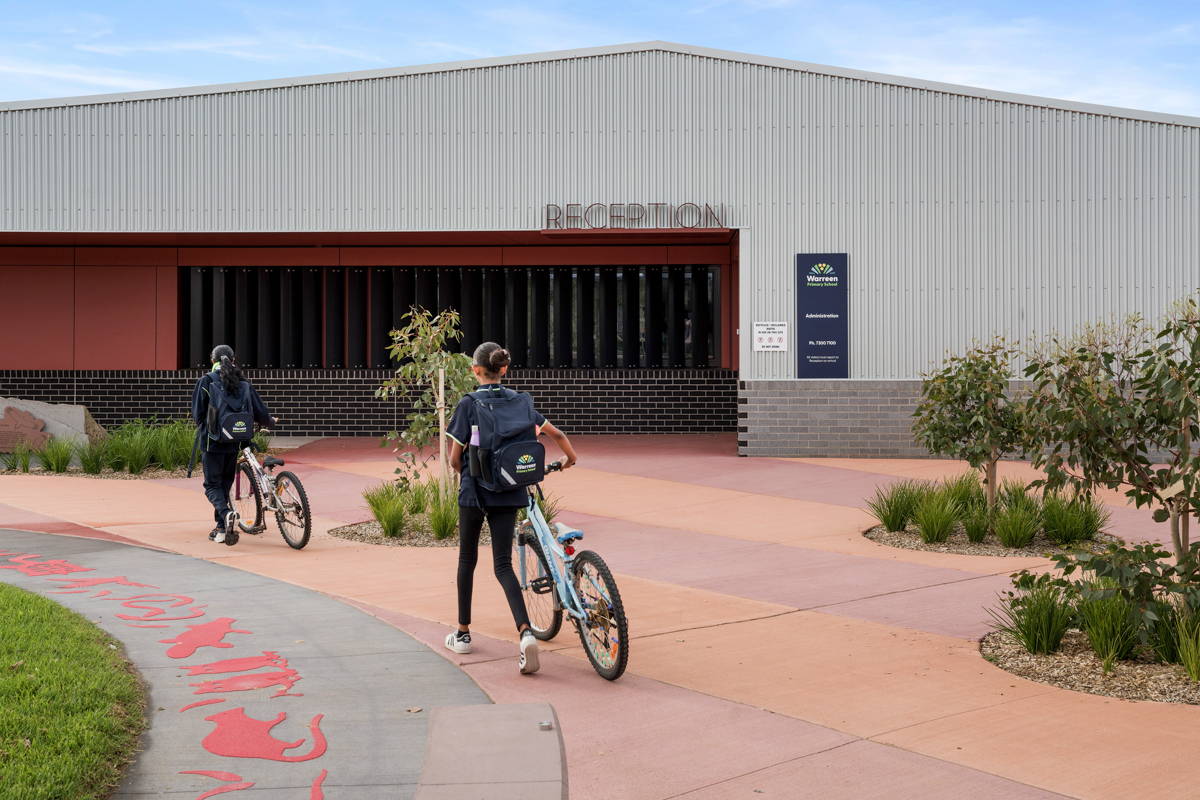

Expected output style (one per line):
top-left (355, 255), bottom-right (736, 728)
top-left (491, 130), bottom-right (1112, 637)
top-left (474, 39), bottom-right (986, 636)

top-left (530, 576), bottom-right (554, 595)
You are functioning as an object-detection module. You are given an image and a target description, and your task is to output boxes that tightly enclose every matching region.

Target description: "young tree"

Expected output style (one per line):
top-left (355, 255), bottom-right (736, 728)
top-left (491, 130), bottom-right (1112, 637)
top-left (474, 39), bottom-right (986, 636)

top-left (375, 308), bottom-right (475, 486)
top-left (1024, 302), bottom-right (1200, 564)
top-left (911, 339), bottom-right (1026, 513)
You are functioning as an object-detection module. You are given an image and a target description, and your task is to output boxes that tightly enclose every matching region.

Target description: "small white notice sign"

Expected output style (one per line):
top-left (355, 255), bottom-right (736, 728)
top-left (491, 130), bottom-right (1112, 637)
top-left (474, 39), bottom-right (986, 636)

top-left (753, 322), bottom-right (788, 351)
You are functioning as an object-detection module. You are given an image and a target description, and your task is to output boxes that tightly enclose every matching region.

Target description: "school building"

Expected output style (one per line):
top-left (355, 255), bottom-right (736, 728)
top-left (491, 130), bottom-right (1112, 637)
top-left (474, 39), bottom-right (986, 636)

top-left (1, 42), bottom-right (1196, 455)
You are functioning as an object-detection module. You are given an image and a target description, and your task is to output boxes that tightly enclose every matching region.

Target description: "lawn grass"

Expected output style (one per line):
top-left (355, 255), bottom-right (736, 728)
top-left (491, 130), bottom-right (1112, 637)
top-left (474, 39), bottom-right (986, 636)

top-left (0, 583), bottom-right (146, 799)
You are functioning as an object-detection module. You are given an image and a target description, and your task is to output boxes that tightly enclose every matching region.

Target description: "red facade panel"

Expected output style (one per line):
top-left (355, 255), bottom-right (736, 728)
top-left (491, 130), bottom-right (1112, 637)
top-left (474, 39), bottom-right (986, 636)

top-left (0, 265), bottom-right (75, 369)
top-left (77, 247), bottom-right (178, 266)
top-left (668, 245), bottom-right (731, 265)
top-left (179, 248), bottom-right (340, 267)
top-left (155, 266), bottom-right (179, 369)
top-left (340, 246), bottom-right (503, 266)
top-left (74, 266), bottom-right (157, 369)
top-left (0, 247), bottom-right (74, 266)
top-left (502, 246), bottom-right (668, 266)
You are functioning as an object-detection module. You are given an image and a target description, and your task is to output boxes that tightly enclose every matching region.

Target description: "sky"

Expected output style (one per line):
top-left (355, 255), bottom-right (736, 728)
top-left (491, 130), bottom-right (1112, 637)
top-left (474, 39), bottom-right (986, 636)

top-left (0, 1), bottom-right (1197, 116)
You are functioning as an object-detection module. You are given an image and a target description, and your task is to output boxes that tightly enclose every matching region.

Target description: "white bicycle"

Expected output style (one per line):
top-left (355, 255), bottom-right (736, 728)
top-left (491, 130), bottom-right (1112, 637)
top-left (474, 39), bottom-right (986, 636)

top-left (228, 445), bottom-right (312, 549)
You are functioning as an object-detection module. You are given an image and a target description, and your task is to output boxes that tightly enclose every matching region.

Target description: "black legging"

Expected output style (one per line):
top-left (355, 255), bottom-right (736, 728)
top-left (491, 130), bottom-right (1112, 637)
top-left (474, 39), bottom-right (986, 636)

top-left (457, 505), bottom-right (530, 632)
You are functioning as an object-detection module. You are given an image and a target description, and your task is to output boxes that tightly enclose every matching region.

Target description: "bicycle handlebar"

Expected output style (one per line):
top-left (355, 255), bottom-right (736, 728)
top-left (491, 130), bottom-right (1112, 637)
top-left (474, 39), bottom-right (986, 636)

top-left (546, 458), bottom-right (567, 473)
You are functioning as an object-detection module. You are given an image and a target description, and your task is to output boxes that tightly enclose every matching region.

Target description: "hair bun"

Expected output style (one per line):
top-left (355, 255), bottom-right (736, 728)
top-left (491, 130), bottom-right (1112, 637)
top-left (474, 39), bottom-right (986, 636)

top-left (490, 348), bottom-right (511, 369)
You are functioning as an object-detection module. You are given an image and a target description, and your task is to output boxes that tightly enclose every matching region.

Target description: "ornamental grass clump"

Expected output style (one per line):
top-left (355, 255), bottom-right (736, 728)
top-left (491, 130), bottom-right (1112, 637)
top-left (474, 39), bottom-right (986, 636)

top-left (913, 490), bottom-right (961, 544)
top-left (1175, 608), bottom-right (1200, 681)
top-left (987, 578), bottom-right (1074, 655)
top-left (963, 503), bottom-right (991, 543)
top-left (111, 427), bottom-right (154, 475)
top-left (865, 479), bottom-right (928, 532)
top-left (404, 480), bottom-right (430, 515)
top-left (428, 479), bottom-right (460, 541)
top-left (34, 436), bottom-right (77, 473)
top-left (1149, 596), bottom-right (1187, 664)
top-left (152, 419), bottom-right (195, 471)
top-left (1078, 593), bottom-right (1140, 673)
top-left (10, 440), bottom-right (32, 473)
top-left (1042, 491), bottom-right (1090, 546)
top-left (363, 481), bottom-right (406, 538)
top-left (78, 439), bottom-right (109, 474)
top-left (994, 503), bottom-right (1041, 548)
top-left (941, 472), bottom-right (984, 520)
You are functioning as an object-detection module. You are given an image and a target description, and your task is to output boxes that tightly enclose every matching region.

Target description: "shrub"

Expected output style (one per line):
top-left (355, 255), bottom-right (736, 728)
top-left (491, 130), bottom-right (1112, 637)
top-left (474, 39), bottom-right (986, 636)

top-left (1176, 607), bottom-right (1200, 681)
top-left (428, 479), bottom-right (460, 540)
top-left (78, 439), bottom-right (109, 475)
top-left (963, 503), bottom-right (990, 543)
top-left (363, 482), bottom-right (406, 538)
top-left (865, 479), bottom-right (931, 532)
top-left (913, 490), bottom-right (960, 544)
top-left (1079, 593), bottom-right (1140, 673)
top-left (34, 436), bottom-right (77, 473)
top-left (1042, 491), bottom-right (1089, 545)
top-left (994, 503), bottom-right (1040, 548)
top-left (988, 578), bottom-right (1074, 654)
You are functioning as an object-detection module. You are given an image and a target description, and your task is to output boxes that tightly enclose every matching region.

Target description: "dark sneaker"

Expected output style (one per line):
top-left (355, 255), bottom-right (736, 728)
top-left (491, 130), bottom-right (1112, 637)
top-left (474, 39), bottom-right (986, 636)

top-left (519, 629), bottom-right (540, 674)
top-left (444, 630), bottom-right (472, 655)
top-left (209, 526), bottom-right (225, 543)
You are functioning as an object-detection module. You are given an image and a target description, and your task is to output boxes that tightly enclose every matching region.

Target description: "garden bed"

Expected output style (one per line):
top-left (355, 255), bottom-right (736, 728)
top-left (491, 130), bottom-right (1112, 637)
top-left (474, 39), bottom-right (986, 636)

top-left (327, 517), bottom-right (489, 548)
top-left (981, 629), bottom-right (1200, 704)
top-left (864, 523), bottom-right (1122, 558)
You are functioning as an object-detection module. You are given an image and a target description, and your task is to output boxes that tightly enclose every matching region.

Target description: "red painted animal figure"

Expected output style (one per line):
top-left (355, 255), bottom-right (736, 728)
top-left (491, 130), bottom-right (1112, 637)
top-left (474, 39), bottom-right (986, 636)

top-left (202, 707), bottom-right (327, 762)
top-left (160, 618), bottom-right (251, 659)
top-left (183, 651), bottom-right (286, 676)
top-left (190, 668), bottom-right (302, 698)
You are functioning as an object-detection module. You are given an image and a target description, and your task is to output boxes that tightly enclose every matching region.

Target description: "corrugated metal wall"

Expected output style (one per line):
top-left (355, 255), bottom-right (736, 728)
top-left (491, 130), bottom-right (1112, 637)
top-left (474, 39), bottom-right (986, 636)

top-left (2, 48), bottom-right (1197, 379)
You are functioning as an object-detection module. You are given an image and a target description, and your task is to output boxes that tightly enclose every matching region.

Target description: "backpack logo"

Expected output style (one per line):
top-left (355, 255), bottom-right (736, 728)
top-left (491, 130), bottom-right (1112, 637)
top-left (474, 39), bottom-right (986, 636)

top-left (233, 421), bottom-right (248, 434)
top-left (516, 453), bottom-right (537, 474)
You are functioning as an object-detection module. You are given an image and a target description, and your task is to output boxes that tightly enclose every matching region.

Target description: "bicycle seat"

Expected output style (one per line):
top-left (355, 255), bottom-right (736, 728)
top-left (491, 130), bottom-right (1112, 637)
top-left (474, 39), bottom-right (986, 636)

top-left (263, 455), bottom-right (285, 468)
top-left (553, 521), bottom-right (583, 544)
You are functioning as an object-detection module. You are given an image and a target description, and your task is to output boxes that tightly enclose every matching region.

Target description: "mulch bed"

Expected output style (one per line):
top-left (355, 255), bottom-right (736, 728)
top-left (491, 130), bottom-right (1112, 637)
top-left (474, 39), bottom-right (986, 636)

top-left (0, 466), bottom-right (195, 480)
top-left (981, 629), bottom-right (1200, 704)
top-left (326, 517), bottom-right (490, 548)
top-left (864, 523), bottom-right (1122, 558)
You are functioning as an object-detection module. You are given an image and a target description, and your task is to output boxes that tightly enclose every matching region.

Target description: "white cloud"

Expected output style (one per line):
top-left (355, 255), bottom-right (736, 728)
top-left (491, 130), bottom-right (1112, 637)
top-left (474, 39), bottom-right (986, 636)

top-left (0, 55), bottom-right (169, 93)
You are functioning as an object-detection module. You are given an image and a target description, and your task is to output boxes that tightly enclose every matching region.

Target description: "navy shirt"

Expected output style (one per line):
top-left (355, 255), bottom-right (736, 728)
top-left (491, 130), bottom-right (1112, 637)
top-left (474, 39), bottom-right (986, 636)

top-left (446, 384), bottom-right (546, 509)
top-left (191, 371), bottom-right (275, 454)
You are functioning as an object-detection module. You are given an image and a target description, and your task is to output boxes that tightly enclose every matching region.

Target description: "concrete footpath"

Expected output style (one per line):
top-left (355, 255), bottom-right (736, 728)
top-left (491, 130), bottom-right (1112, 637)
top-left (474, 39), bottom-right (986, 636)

top-left (0, 528), bottom-right (488, 799)
top-left (1, 434), bottom-right (1195, 799)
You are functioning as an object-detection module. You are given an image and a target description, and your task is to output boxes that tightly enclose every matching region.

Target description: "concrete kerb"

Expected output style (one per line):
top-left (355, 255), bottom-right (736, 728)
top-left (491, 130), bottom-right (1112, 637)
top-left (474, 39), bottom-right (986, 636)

top-left (0, 528), bottom-right (562, 799)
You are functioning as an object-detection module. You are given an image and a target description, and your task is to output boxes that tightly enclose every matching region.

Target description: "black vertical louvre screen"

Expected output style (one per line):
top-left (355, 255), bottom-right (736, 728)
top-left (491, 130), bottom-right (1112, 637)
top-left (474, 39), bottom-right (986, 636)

top-left (179, 265), bottom-right (719, 370)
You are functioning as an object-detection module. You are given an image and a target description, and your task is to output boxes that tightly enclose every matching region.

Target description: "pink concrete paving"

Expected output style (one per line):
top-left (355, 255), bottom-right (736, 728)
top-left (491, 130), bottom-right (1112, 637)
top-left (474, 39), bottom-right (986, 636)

top-left (0, 435), bottom-right (1183, 800)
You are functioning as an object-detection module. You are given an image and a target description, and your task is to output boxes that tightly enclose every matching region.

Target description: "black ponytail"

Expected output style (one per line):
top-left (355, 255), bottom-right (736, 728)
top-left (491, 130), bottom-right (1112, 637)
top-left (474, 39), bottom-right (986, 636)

top-left (210, 344), bottom-right (245, 394)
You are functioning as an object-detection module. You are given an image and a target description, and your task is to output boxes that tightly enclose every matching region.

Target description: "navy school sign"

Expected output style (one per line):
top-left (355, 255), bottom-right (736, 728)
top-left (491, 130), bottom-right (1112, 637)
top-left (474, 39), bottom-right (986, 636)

top-left (796, 253), bottom-right (849, 379)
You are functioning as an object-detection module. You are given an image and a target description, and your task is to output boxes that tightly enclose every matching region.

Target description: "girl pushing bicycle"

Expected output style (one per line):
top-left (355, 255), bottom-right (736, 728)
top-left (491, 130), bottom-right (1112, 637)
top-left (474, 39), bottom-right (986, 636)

top-left (444, 342), bottom-right (578, 674)
top-left (191, 344), bottom-right (276, 545)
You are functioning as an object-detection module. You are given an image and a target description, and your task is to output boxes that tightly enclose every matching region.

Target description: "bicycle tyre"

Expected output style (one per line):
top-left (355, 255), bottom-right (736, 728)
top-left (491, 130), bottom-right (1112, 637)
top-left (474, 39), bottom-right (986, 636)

top-left (230, 462), bottom-right (264, 533)
top-left (572, 550), bottom-right (629, 681)
top-left (274, 470), bottom-right (312, 550)
top-left (514, 527), bottom-right (563, 641)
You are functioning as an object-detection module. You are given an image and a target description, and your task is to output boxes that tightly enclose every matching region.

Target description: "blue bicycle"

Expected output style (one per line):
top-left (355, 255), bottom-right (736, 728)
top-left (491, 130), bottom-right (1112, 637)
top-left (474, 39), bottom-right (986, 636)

top-left (514, 460), bottom-right (629, 681)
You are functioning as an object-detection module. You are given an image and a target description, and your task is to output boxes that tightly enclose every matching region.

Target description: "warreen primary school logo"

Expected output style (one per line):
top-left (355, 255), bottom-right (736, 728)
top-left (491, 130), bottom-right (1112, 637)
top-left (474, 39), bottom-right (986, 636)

top-left (518, 454), bottom-right (534, 464)
top-left (807, 263), bottom-right (838, 286)
top-left (516, 453), bottom-right (538, 473)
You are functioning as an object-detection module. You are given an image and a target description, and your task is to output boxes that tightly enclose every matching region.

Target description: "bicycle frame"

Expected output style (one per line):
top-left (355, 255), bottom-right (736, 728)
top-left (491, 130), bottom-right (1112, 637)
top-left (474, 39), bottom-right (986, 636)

top-left (236, 447), bottom-right (281, 516)
top-left (518, 490), bottom-right (588, 623)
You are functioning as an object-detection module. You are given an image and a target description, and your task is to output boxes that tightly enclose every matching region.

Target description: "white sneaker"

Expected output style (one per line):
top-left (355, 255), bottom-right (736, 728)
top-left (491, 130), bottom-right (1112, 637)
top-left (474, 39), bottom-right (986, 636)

top-left (210, 526), bottom-right (226, 544)
top-left (519, 629), bottom-right (540, 674)
top-left (445, 630), bottom-right (471, 654)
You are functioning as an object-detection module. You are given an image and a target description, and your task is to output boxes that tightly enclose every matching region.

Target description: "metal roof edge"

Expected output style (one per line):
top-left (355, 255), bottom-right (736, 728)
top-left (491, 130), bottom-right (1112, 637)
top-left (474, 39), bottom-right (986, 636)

top-left (1, 39), bottom-right (1197, 128)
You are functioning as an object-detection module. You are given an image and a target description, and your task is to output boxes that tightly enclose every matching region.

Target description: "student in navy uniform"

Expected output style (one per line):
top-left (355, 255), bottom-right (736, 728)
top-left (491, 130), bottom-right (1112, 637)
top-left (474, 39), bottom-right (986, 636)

top-left (191, 344), bottom-right (276, 544)
top-left (444, 342), bottom-right (578, 674)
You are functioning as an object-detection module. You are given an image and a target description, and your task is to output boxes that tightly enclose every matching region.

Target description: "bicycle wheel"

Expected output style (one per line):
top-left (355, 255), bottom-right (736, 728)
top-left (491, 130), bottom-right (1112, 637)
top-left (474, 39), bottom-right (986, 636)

top-left (572, 550), bottom-right (629, 681)
top-left (514, 526), bottom-right (562, 640)
top-left (274, 470), bottom-right (311, 549)
top-left (230, 463), bottom-right (263, 533)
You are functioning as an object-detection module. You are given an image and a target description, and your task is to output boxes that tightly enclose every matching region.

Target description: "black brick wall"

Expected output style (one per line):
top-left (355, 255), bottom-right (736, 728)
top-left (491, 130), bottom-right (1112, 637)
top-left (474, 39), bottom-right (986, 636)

top-left (0, 369), bottom-right (737, 437)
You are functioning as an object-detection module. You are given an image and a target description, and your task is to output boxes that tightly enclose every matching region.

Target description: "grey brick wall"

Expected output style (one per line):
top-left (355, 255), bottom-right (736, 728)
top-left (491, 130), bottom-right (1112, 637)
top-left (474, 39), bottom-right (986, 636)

top-left (738, 380), bottom-right (926, 457)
